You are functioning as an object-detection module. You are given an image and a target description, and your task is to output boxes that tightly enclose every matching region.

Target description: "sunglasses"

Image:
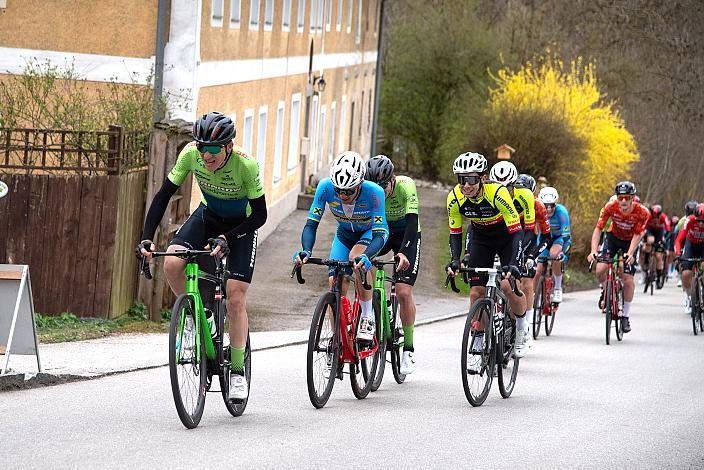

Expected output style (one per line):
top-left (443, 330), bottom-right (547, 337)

top-left (544, 203), bottom-right (556, 210)
top-left (197, 143), bottom-right (223, 155)
top-left (617, 195), bottom-right (633, 202)
top-left (458, 175), bottom-right (482, 186)
top-left (334, 187), bottom-right (358, 197)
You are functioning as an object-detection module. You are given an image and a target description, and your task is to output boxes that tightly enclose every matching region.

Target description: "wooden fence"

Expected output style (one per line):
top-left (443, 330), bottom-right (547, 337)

top-left (0, 125), bottom-right (149, 318)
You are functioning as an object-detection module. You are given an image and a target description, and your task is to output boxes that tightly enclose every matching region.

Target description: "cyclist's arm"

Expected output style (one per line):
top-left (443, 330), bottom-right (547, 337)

top-left (590, 226), bottom-right (603, 255)
top-left (141, 178), bottom-right (179, 241)
top-left (628, 231), bottom-right (645, 259)
top-left (399, 213), bottom-right (419, 256)
top-left (363, 185), bottom-right (389, 258)
top-left (557, 206), bottom-right (572, 246)
top-left (447, 190), bottom-right (463, 262)
top-left (675, 219), bottom-right (689, 254)
top-left (223, 195), bottom-right (268, 240)
top-left (494, 185), bottom-right (523, 267)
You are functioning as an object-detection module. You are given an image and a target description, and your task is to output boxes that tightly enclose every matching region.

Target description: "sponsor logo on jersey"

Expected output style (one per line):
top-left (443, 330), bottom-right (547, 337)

top-left (313, 207), bottom-right (323, 216)
top-left (374, 216), bottom-right (384, 224)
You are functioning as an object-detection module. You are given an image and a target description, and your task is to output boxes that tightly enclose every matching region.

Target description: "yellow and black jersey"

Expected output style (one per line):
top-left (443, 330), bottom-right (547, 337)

top-left (513, 186), bottom-right (536, 231)
top-left (447, 181), bottom-right (522, 236)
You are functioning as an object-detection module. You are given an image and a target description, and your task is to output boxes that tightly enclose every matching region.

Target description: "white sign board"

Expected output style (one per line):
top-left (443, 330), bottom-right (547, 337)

top-left (0, 265), bottom-right (41, 374)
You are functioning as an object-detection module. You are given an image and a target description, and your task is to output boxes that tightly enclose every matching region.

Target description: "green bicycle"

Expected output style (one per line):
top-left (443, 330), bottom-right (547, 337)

top-left (370, 257), bottom-right (406, 391)
top-left (140, 248), bottom-right (251, 429)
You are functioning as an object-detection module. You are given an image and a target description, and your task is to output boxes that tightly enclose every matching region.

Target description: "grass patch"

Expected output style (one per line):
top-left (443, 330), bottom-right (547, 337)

top-left (35, 303), bottom-right (169, 343)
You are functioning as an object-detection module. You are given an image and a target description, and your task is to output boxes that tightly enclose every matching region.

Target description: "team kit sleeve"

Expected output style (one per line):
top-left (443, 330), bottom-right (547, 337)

top-left (674, 218), bottom-right (689, 254)
top-left (399, 178), bottom-right (420, 255)
top-left (557, 205), bottom-right (571, 242)
top-left (595, 203), bottom-right (611, 231)
top-left (363, 184), bottom-right (389, 258)
top-left (243, 156), bottom-right (265, 199)
top-left (447, 188), bottom-right (463, 262)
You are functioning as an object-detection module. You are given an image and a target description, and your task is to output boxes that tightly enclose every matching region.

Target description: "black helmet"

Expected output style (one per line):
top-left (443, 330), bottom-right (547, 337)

top-left (192, 112), bottom-right (236, 145)
top-left (685, 200), bottom-right (698, 216)
top-left (615, 181), bottom-right (636, 196)
top-left (366, 154), bottom-right (395, 187)
top-left (514, 174), bottom-right (536, 192)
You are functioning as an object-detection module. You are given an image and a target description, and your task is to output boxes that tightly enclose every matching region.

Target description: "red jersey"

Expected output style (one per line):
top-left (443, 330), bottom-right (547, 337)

top-left (646, 212), bottom-right (670, 232)
top-left (534, 197), bottom-right (551, 235)
top-left (596, 201), bottom-right (650, 241)
top-left (675, 215), bottom-right (704, 253)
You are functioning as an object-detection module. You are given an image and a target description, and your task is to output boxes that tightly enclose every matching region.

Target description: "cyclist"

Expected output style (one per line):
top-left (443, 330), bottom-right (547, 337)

top-left (137, 112), bottom-right (267, 401)
top-left (587, 181), bottom-right (650, 333)
top-left (641, 204), bottom-right (670, 288)
top-left (365, 155), bottom-right (420, 375)
top-left (535, 187), bottom-right (571, 303)
top-left (675, 204), bottom-right (704, 314)
top-left (446, 153), bottom-right (527, 364)
top-left (674, 201), bottom-right (698, 287)
top-left (293, 151), bottom-right (388, 343)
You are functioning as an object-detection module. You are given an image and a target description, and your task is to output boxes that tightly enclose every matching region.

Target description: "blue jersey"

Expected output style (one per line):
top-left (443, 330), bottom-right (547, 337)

top-left (548, 203), bottom-right (571, 243)
top-left (308, 178), bottom-right (389, 237)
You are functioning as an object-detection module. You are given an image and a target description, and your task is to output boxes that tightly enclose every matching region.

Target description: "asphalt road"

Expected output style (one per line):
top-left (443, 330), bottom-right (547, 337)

top-left (2, 281), bottom-right (703, 469)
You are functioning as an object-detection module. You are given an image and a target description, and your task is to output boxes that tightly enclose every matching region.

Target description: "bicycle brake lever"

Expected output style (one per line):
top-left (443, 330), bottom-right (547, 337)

top-left (291, 265), bottom-right (305, 284)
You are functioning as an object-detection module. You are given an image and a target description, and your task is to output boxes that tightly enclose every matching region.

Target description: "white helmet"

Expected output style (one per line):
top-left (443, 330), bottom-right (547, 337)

top-left (538, 186), bottom-right (559, 204)
top-left (452, 152), bottom-right (487, 174)
top-left (330, 151), bottom-right (365, 189)
top-left (489, 161), bottom-right (518, 186)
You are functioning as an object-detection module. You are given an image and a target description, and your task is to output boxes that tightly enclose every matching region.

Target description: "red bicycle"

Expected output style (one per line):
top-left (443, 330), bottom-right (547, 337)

top-left (292, 258), bottom-right (381, 408)
top-left (532, 256), bottom-right (563, 339)
top-left (590, 253), bottom-right (625, 345)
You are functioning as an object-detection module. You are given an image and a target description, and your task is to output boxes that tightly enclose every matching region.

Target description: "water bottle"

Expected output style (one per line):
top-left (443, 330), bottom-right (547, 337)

top-left (205, 308), bottom-right (217, 338)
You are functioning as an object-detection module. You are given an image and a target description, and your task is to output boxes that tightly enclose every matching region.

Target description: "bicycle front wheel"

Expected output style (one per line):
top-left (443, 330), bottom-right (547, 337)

top-left (461, 299), bottom-right (495, 407)
top-left (698, 280), bottom-right (704, 333)
top-left (307, 292), bottom-right (339, 409)
top-left (350, 319), bottom-right (381, 399)
top-left (169, 294), bottom-right (207, 429)
top-left (545, 301), bottom-right (557, 336)
top-left (615, 282), bottom-right (624, 342)
top-left (390, 295), bottom-right (406, 384)
top-left (370, 290), bottom-right (387, 392)
top-left (532, 279), bottom-right (543, 340)
top-left (604, 283), bottom-right (613, 345)
top-left (692, 282), bottom-right (701, 336)
top-left (497, 317), bottom-right (519, 398)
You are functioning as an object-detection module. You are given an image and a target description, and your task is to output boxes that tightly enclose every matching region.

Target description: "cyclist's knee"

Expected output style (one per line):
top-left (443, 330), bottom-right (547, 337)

top-left (163, 256), bottom-right (185, 278)
top-left (396, 283), bottom-right (413, 302)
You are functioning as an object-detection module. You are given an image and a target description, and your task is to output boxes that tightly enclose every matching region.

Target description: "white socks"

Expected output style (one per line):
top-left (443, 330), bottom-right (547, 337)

top-left (554, 274), bottom-right (563, 290)
top-left (622, 301), bottom-right (631, 317)
top-left (360, 299), bottom-right (373, 320)
top-left (516, 313), bottom-right (529, 330)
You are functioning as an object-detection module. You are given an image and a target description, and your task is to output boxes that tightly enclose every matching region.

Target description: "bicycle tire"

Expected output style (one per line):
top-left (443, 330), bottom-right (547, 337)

top-left (698, 280), bottom-right (704, 333)
top-left (604, 283), bottom-right (612, 345)
top-left (497, 316), bottom-right (519, 398)
top-left (532, 278), bottom-right (543, 340)
top-left (221, 333), bottom-right (252, 417)
top-left (615, 282), bottom-right (624, 341)
top-left (307, 292), bottom-right (339, 408)
top-left (692, 281), bottom-right (700, 336)
top-left (545, 301), bottom-right (557, 336)
top-left (390, 295), bottom-right (406, 384)
top-left (169, 294), bottom-right (207, 429)
top-left (370, 289), bottom-right (387, 392)
top-left (350, 313), bottom-right (381, 399)
top-left (461, 299), bottom-right (495, 407)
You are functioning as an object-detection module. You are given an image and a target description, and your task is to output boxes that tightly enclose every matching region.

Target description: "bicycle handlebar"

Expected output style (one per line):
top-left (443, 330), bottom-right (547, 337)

top-left (444, 266), bottom-right (523, 297)
top-left (138, 248), bottom-right (226, 280)
top-left (290, 257), bottom-right (372, 290)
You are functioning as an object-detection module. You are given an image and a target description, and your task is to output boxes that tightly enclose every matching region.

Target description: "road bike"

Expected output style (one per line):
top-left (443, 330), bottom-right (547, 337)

top-left (591, 253), bottom-right (625, 345)
top-left (140, 249), bottom-right (251, 429)
top-left (292, 258), bottom-right (381, 408)
top-left (447, 264), bottom-right (523, 407)
top-left (682, 257), bottom-right (704, 335)
top-left (532, 256), bottom-right (563, 339)
top-left (369, 257), bottom-right (406, 391)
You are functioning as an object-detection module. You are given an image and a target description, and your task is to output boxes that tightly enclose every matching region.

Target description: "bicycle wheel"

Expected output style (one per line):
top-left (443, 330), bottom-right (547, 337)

top-left (389, 295), bottom-right (406, 384)
top-left (220, 333), bottom-right (252, 417)
top-left (532, 278), bottom-right (543, 340)
top-left (615, 282), bottom-right (624, 341)
top-left (461, 299), bottom-right (495, 407)
top-left (370, 290), bottom-right (387, 392)
top-left (350, 309), bottom-right (381, 399)
top-left (698, 280), bottom-right (704, 333)
top-left (307, 292), bottom-right (339, 409)
top-left (692, 282), bottom-right (700, 336)
top-left (169, 294), bottom-right (207, 429)
top-left (497, 316), bottom-right (519, 398)
top-left (604, 283), bottom-right (612, 345)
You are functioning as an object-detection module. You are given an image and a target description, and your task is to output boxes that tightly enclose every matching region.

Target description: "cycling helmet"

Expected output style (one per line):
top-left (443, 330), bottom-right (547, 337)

top-left (514, 174), bottom-right (536, 192)
top-left (685, 200), bottom-right (698, 216)
top-left (538, 186), bottom-right (559, 205)
top-left (366, 154), bottom-right (394, 186)
top-left (614, 181), bottom-right (636, 196)
top-left (330, 151), bottom-right (365, 189)
top-left (489, 161), bottom-right (518, 186)
top-left (696, 203), bottom-right (704, 221)
top-left (452, 152), bottom-right (487, 174)
top-left (193, 111), bottom-right (236, 145)
top-left (651, 204), bottom-right (662, 216)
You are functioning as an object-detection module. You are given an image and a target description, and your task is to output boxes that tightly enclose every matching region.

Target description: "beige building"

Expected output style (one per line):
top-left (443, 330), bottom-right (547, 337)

top-left (0, 0), bottom-right (382, 239)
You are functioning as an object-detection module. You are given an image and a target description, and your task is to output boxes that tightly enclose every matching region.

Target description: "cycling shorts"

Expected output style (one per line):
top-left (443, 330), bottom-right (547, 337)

top-left (465, 229), bottom-right (514, 287)
top-left (538, 237), bottom-right (570, 264)
top-left (378, 231), bottom-right (421, 286)
top-left (599, 232), bottom-right (636, 276)
top-left (328, 226), bottom-right (373, 276)
top-left (171, 204), bottom-right (258, 283)
top-left (681, 240), bottom-right (704, 271)
top-left (646, 227), bottom-right (664, 245)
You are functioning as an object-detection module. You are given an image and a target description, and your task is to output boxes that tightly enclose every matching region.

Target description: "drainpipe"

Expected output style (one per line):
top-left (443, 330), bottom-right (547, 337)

top-left (153, 0), bottom-right (168, 122)
top-left (370, 0), bottom-right (385, 156)
top-left (300, 39), bottom-right (314, 192)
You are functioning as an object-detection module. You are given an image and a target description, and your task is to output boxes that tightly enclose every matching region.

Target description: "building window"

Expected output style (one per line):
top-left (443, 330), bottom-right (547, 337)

top-left (336, 0), bottom-right (343, 31)
top-left (264, 0), bottom-right (274, 30)
top-left (257, 106), bottom-right (268, 171)
top-left (328, 102), bottom-right (337, 164)
top-left (212, 0), bottom-right (224, 27)
top-left (310, 95), bottom-right (319, 162)
top-left (250, 0), bottom-right (260, 30)
top-left (311, 0), bottom-right (323, 33)
top-left (230, 0), bottom-right (241, 28)
top-left (325, 0), bottom-right (332, 31)
top-left (317, 105), bottom-right (326, 172)
top-left (297, 0), bottom-right (306, 32)
top-left (317, 0), bottom-right (325, 32)
top-left (288, 94), bottom-right (302, 171)
top-left (356, 0), bottom-right (362, 44)
top-left (243, 109), bottom-right (254, 154)
top-left (273, 101), bottom-right (285, 185)
top-left (346, 0), bottom-right (352, 33)
top-left (338, 95), bottom-right (347, 153)
top-left (282, 0), bottom-right (291, 31)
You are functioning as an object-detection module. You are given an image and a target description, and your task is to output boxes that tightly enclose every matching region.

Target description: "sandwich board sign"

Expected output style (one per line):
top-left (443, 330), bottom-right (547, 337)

top-left (0, 264), bottom-right (41, 375)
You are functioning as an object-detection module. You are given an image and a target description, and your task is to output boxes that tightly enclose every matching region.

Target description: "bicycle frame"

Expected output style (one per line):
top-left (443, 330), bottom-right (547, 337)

top-left (602, 254), bottom-right (623, 320)
top-left (182, 261), bottom-right (222, 363)
top-left (373, 261), bottom-right (398, 348)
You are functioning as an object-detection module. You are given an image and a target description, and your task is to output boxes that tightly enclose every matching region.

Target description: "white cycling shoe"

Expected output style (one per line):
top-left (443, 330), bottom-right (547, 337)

top-left (228, 371), bottom-right (248, 401)
top-left (551, 288), bottom-right (563, 303)
top-left (400, 350), bottom-right (415, 375)
top-left (514, 326), bottom-right (530, 358)
top-left (357, 317), bottom-right (375, 341)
